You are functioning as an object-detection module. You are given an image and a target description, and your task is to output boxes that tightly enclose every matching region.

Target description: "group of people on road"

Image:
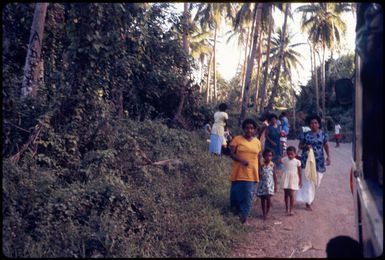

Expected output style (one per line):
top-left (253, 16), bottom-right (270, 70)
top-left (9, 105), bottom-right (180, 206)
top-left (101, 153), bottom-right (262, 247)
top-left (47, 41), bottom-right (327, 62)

top-left (205, 103), bottom-right (332, 224)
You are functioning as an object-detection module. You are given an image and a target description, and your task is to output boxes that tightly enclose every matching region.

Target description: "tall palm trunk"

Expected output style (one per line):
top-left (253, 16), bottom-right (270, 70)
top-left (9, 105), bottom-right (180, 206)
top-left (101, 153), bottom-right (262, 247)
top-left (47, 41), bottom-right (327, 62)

top-left (206, 53), bottom-right (213, 103)
top-left (321, 46), bottom-right (326, 126)
top-left (267, 3), bottom-right (290, 111)
top-left (312, 45), bottom-right (320, 115)
top-left (292, 88), bottom-right (296, 133)
top-left (259, 4), bottom-right (273, 113)
top-left (240, 26), bottom-right (251, 101)
top-left (241, 10), bottom-right (257, 107)
top-left (183, 3), bottom-right (189, 54)
top-left (213, 25), bottom-right (218, 102)
top-left (199, 55), bottom-right (205, 92)
top-left (239, 3), bottom-right (263, 126)
top-left (253, 31), bottom-right (263, 112)
top-left (21, 3), bottom-right (49, 98)
top-left (173, 2), bottom-right (190, 128)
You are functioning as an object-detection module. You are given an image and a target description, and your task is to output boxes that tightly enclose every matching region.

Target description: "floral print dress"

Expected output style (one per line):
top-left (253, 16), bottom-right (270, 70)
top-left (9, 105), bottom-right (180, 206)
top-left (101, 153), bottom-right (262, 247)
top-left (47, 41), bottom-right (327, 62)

top-left (256, 161), bottom-right (275, 196)
top-left (300, 130), bottom-right (328, 173)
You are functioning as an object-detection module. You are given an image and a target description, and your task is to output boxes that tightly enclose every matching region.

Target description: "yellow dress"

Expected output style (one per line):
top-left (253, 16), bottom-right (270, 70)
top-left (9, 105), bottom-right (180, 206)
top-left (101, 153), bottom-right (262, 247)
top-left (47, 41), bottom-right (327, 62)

top-left (229, 136), bottom-right (261, 182)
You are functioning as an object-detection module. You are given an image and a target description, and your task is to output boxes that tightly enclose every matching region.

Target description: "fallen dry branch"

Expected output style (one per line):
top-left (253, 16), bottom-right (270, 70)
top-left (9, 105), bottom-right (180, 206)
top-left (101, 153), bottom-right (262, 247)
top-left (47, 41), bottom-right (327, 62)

top-left (10, 123), bottom-right (43, 163)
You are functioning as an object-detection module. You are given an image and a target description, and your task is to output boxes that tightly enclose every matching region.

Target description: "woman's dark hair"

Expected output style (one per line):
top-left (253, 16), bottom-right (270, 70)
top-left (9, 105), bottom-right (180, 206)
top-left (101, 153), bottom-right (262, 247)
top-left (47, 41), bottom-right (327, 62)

top-left (281, 111), bottom-right (287, 117)
top-left (268, 113), bottom-right (278, 121)
top-left (262, 148), bottom-right (274, 157)
top-left (306, 114), bottom-right (322, 127)
top-left (242, 118), bottom-right (257, 130)
top-left (218, 103), bottom-right (228, 111)
top-left (286, 146), bottom-right (296, 153)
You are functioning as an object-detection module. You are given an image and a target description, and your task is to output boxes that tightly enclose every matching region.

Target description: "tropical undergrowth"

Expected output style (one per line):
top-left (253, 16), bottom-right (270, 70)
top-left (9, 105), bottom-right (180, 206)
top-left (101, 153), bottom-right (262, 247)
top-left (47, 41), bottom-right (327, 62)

top-left (2, 119), bottom-right (247, 258)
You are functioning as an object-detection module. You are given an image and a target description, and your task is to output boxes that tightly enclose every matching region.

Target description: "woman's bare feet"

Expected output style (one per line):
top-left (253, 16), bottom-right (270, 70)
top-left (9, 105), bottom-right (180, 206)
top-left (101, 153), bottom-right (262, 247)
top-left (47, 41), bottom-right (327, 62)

top-left (286, 211), bottom-right (294, 216)
top-left (240, 216), bottom-right (248, 224)
top-left (305, 203), bottom-right (313, 211)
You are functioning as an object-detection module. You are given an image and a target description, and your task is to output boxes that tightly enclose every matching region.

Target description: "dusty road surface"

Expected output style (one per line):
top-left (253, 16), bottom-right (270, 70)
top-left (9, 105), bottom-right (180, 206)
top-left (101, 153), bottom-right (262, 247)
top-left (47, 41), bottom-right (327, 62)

top-left (232, 140), bottom-right (357, 258)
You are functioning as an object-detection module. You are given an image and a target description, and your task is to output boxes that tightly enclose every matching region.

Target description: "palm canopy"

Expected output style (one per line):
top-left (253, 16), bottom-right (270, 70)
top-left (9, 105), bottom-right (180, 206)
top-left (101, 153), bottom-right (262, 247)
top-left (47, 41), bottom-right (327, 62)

top-left (296, 3), bottom-right (350, 50)
top-left (189, 30), bottom-right (214, 60)
top-left (194, 3), bottom-right (234, 30)
top-left (268, 27), bottom-right (305, 83)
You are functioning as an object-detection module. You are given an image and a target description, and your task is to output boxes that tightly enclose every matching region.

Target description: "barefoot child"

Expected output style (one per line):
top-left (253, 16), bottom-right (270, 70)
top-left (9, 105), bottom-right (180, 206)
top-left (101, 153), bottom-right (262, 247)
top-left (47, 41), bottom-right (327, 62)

top-left (256, 148), bottom-right (277, 220)
top-left (279, 146), bottom-right (302, 216)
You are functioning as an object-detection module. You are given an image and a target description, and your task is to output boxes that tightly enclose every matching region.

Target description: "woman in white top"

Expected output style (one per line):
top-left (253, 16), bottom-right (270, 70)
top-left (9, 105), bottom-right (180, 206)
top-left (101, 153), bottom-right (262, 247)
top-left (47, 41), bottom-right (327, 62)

top-left (334, 122), bottom-right (342, 147)
top-left (209, 103), bottom-right (228, 155)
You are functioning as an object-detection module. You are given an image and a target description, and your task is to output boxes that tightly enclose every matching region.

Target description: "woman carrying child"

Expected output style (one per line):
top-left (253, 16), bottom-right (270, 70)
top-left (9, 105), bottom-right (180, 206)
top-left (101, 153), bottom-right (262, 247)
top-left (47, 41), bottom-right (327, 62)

top-left (279, 146), bottom-right (302, 216)
top-left (256, 148), bottom-right (277, 220)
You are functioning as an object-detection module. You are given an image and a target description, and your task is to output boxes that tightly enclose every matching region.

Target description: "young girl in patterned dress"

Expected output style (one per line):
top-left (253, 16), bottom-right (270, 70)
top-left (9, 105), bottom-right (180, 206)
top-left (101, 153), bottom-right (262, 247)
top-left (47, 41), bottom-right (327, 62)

top-left (256, 148), bottom-right (277, 220)
top-left (280, 146), bottom-right (302, 216)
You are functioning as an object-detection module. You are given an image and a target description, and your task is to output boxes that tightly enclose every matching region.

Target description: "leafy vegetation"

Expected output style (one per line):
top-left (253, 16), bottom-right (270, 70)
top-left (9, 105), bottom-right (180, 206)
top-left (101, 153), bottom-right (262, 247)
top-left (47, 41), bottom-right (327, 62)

top-left (2, 2), bottom-right (355, 257)
top-left (3, 119), bottom-right (248, 257)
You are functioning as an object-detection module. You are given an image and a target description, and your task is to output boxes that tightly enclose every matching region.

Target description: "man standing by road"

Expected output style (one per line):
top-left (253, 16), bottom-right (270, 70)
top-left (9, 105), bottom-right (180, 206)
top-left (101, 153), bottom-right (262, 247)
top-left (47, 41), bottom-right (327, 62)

top-left (334, 121), bottom-right (342, 148)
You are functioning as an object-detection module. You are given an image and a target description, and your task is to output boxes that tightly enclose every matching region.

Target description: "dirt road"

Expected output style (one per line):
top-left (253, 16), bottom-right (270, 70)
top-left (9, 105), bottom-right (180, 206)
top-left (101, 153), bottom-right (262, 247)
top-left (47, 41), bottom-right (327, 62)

top-left (232, 140), bottom-right (357, 258)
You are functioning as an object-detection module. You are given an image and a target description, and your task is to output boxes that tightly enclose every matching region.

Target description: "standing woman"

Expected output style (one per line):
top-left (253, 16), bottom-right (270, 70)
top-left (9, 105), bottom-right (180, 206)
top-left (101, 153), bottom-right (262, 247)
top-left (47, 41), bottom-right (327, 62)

top-left (297, 115), bottom-right (331, 210)
top-left (264, 113), bottom-right (282, 166)
top-left (229, 119), bottom-right (262, 224)
top-left (209, 103), bottom-right (229, 155)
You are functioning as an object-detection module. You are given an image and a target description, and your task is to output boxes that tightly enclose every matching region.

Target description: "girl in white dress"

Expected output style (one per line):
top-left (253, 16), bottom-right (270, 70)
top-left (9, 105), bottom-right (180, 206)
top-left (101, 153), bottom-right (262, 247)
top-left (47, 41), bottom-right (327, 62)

top-left (279, 146), bottom-right (302, 216)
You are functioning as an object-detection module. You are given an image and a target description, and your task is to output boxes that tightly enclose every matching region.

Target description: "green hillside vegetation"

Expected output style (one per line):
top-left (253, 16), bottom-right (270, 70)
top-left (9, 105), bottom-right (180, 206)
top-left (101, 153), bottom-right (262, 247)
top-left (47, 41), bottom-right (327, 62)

top-left (3, 119), bottom-right (248, 257)
top-left (3, 3), bottom-right (355, 257)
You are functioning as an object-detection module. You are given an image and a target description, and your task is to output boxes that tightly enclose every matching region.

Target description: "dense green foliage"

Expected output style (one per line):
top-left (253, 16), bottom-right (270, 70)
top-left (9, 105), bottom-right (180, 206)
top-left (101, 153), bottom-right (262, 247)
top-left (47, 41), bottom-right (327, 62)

top-left (3, 119), bottom-right (247, 257)
top-left (2, 3), bottom-right (245, 257)
top-left (2, 3), bottom-right (355, 257)
top-left (295, 53), bottom-right (354, 140)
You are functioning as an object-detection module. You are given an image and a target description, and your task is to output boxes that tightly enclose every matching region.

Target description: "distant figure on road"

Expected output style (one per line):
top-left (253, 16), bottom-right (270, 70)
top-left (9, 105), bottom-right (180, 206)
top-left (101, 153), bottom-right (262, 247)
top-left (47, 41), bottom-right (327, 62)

top-left (297, 115), bottom-right (331, 211)
top-left (256, 148), bottom-right (277, 220)
top-left (279, 112), bottom-right (290, 155)
top-left (209, 103), bottom-right (228, 155)
top-left (264, 113), bottom-right (282, 167)
top-left (258, 118), bottom-right (270, 150)
top-left (229, 118), bottom-right (262, 224)
top-left (278, 146), bottom-right (302, 216)
top-left (280, 111), bottom-right (290, 136)
top-left (334, 121), bottom-right (342, 147)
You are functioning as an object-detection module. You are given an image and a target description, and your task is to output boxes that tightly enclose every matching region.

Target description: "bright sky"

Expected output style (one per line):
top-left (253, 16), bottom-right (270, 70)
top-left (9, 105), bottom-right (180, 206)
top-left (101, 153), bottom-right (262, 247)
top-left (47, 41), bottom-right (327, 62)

top-left (173, 3), bottom-right (356, 87)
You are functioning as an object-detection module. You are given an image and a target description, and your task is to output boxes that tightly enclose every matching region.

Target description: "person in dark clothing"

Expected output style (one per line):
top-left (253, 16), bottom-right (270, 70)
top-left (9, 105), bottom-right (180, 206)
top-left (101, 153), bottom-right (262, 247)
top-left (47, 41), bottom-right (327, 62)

top-left (326, 236), bottom-right (363, 258)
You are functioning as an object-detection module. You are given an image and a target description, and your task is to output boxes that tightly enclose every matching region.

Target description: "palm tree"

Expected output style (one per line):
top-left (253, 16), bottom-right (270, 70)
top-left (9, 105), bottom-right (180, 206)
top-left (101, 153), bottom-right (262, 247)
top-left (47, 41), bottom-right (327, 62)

top-left (261, 27), bottom-right (305, 111)
top-left (232, 3), bottom-right (255, 103)
top-left (266, 3), bottom-right (290, 111)
top-left (194, 3), bottom-right (234, 103)
top-left (239, 3), bottom-right (263, 126)
top-left (259, 3), bottom-right (274, 113)
top-left (296, 3), bottom-right (350, 124)
top-left (189, 30), bottom-right (213, 89)
top-left (308, 39), bottom-right (320, 115)
top-left (225, 24), bottom-right (251, 99)
top-left (253, 4), bottom-right (272, 112)
top-left (21, 3), bottom-right (49, 98)
top-left (268, 28), bottom-right (305, 84)
top-left (183, 3), bottom-right (189, 54)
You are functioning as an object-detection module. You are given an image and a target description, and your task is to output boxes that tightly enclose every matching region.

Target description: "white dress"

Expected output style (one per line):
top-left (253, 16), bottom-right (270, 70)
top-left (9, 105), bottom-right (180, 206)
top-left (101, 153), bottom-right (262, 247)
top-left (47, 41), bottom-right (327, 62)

top-left (281, 157), bottom-right (301, 190)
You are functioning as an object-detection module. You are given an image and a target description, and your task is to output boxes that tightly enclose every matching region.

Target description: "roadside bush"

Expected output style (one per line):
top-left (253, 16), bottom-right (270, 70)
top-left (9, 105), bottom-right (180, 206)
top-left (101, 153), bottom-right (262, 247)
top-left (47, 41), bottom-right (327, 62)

top-left (2, 119), bottom-right (245, 257)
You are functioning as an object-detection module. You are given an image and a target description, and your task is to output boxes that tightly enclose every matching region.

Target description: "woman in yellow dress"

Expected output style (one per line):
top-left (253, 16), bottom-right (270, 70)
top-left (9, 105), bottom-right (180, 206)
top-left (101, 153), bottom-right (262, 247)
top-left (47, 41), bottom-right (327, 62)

top-left (229, 118), bottom-right (262, 224)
